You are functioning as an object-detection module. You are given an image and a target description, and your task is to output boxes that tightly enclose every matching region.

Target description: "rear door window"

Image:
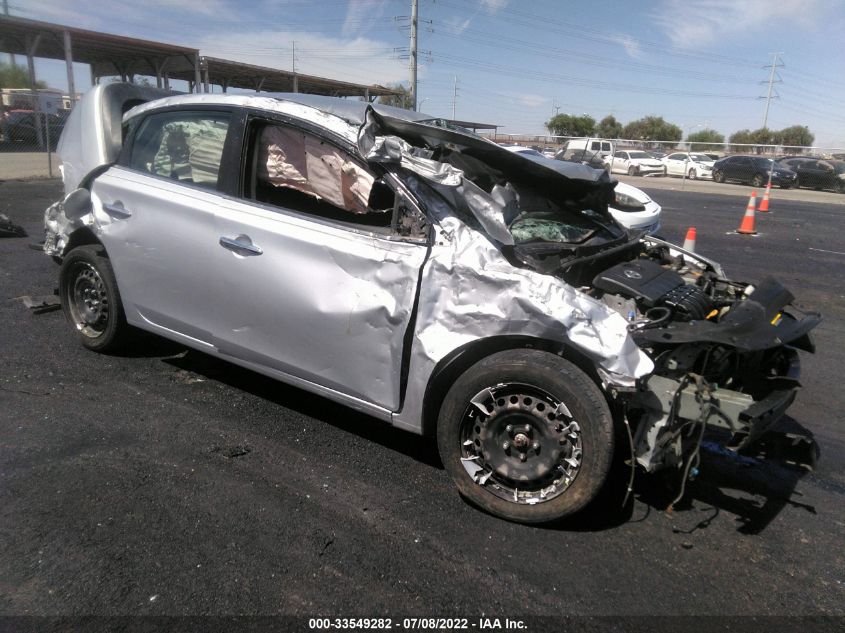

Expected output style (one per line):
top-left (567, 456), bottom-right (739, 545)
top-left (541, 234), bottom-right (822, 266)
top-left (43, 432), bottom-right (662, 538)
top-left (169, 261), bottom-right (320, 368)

top-left (127, 110), bottom-right (232, 190)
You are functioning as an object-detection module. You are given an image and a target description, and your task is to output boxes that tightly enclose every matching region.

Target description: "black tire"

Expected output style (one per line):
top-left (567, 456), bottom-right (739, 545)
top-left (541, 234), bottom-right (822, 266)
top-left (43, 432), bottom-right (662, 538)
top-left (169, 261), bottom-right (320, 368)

top-left (713, 169), bottom-right (725, 183)
top-left (59, 244), bottom-right (129, 353)
top-left (752, 173), bottom-right (764, 187)
top-left (628, 165), bottom-right (638, 176)
top-left (436, 349), bottom-right (615, 524)
top-left (688, 168), bottom-right (697, 180)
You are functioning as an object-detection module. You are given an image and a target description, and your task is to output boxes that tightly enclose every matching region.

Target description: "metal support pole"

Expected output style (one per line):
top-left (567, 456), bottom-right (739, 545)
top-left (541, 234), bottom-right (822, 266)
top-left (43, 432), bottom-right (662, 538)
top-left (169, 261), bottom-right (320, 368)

top-left (203, 66), bottom-right (210, 93)
top-left (410, 0), bottom-right (418, 110)
top-left (25, 33), bottom-right (44, 148)
top-left (63, 30), bottom-right (76, 106)
top-left (2, 0), bottom-right (15, 65)
top-left (194, 53), bottom-right (202, 94)
top-left (292, 41), bottom-right (298, 93)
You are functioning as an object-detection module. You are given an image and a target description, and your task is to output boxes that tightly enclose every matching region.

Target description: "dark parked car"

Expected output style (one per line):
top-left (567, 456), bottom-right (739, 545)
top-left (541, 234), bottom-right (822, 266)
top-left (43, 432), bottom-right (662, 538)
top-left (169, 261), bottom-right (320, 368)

top-left (779, 157), bottom-right (845, 193)
top-left (712, 155), bottom-right (797, 188)
top-left (1, 109), bottom-right (68, 148)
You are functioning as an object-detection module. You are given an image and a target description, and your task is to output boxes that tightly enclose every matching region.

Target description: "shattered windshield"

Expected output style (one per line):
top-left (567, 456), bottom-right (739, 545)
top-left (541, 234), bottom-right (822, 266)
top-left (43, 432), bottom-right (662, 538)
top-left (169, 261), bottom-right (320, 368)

top-left (510, 212), bottom-right (597, 244)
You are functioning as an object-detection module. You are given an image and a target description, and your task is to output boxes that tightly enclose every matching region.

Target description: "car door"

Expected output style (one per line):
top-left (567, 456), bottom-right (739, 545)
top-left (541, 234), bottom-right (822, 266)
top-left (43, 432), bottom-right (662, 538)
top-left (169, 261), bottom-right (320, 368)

top-left (90, 108), bottom-right (235, 345)
top-left (209, 115), bottom-right (430, 411)
top-left (610, 151), bottom-right (626, 174)
top-left (665, 153), bottom-right (683, 175)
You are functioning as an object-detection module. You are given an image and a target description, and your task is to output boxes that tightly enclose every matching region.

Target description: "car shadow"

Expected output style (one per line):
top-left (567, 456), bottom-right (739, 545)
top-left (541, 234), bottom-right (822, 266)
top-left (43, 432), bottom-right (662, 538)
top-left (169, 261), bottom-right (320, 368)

top-left (158, 346), bottom-right (444, 470)
top-left (551, 418), bottom-right (818, 534)
top-left (137, 341), bottom-right (817, 533)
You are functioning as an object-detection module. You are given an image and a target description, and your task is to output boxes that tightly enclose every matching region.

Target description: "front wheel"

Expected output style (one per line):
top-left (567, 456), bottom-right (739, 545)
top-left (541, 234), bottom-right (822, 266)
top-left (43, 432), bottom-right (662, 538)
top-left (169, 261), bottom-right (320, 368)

top-left (628, 165), bottom-right (638, 176)
top-left (59, 244), bottom-right (129, 353)
top-left (436, 349), bottom-right (615, 524)
top-left (713, 169), bottom-right (725, 183)
top-left (752, 173), bottom-right (765, 187)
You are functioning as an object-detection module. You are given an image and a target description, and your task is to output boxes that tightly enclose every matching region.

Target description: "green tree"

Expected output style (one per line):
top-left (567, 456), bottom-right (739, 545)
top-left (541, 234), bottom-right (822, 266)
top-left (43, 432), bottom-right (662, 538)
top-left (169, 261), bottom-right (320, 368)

top-left (778, 125), bottom-right (814, 152)
top-left (595, 115), bottom-right (623, 139)
top-left (621, 116), bottom-right (682, 142)
top-left (546, 113), bottom-right (595, 137)
top-left (0, 62), bottom-right (47, 89)
top-left (377, 83), bottom-right (413, 110)
top-left (729, 129), bottom-right (753, 152)
top-left (686, 128), bottom-right (724, 151)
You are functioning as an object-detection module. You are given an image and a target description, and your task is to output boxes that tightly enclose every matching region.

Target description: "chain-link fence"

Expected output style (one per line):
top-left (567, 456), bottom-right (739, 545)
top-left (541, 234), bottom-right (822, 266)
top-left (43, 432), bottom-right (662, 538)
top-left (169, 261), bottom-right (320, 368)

top-left (489, 133), bottom-right (845, 194)
top-left (1, 89), bottom-right (71, 180)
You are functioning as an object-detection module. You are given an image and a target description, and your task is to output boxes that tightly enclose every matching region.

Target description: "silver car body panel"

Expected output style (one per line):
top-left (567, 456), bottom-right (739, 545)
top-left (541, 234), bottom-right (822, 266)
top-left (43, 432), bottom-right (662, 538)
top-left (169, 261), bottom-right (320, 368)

top-left (47, 90), bottom-right (657, 435)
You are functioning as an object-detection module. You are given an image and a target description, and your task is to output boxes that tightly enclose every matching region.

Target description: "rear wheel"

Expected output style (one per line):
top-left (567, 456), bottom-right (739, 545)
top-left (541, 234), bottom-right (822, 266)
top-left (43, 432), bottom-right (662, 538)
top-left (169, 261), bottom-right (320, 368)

top-left (436, 349), bottom-right (615, 524)
top-left (752, 173), bottom-right (765, 187)
top-left (688, 168), bottom-right (697, 180)
top-left (59, 244), bottom-right (129, 352)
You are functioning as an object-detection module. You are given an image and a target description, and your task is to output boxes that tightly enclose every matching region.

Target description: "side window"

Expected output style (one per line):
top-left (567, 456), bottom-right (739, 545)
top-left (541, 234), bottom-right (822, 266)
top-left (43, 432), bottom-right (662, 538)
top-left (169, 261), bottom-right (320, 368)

top-left (243, 121), bottom-right (426, 240)
top-left (601, 142), bottom-right (611, 152)
top-left (614, 151), bottom-right (625, 159)
top-left (590, 141), bottom-right (600, 151)
top-left (127, 111), bottom-right (231, 190)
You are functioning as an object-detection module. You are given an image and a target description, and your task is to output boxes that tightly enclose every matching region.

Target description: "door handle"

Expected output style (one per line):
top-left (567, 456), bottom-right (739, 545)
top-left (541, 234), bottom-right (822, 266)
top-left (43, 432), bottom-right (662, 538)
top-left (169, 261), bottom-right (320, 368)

top-left (102, 201), bottom-right (132, 219)
top-left (219, 235), bottom-right (263, 256)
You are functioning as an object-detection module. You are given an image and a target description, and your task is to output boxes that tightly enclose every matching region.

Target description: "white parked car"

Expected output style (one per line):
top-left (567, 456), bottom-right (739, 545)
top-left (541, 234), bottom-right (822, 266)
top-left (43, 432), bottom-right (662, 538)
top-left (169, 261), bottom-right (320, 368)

top-left (609, 181), bottom-right (661, 233)
top-left (604, 150), bottom-right (664, 177)
top-left (661, 152), bottom-right (715, 179)
top-left (504, 146), bottom-right (661, 233)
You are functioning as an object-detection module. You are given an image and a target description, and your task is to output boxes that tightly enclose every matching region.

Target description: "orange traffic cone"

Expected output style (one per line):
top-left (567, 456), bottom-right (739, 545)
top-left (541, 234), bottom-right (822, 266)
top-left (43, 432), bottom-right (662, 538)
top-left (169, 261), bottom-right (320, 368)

top-left (759, 183), bottom-right (771, 212)
top-left (683, 227), bottom-right (697, 252)
top-left (737, 190), bottom-right (758, 235)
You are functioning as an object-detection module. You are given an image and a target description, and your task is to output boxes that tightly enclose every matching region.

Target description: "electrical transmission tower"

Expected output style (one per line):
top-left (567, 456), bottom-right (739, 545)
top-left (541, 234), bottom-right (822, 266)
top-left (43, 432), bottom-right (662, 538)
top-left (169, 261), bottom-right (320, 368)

top-left (760, 52), bottom-right (784, 129)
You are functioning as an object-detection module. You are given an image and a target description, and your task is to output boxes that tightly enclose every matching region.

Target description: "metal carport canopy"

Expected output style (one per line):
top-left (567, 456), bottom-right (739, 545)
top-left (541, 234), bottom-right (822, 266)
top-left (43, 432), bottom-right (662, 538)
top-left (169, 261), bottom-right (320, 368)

top-left (187, 56), bottom-right (399, 99)
top-left (0, 14), bottom-right (201, 93)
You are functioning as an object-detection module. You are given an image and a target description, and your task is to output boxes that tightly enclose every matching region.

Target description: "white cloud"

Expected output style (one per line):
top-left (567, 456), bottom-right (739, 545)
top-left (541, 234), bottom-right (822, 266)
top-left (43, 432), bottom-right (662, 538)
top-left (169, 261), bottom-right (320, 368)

top-left (196, 29), bottom-right (408, 86)
top-left (515, 94), bottom-right (547, 108)
top-left (341, 0), bottom-right (390, 37)
top-left (480, 0), bottom-right (509, 14)
top-left (444, 17), bottom-right (472, 35)
top-left (653, 0), bottom-right (820, 48)
top-left (610, 34), bottom-right (643, 59)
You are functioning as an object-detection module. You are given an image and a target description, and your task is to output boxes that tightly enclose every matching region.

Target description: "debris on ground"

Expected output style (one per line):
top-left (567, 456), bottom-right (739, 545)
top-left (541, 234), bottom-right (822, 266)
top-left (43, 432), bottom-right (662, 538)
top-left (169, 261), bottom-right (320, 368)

top-left (0, 214), bottom-right (27, 238)
top-left (171, 369), bottom-right (205, 385)
top-left (210, 445), bottom-right (252, 459)
top-left (14, 295), bottom-right (61, 314)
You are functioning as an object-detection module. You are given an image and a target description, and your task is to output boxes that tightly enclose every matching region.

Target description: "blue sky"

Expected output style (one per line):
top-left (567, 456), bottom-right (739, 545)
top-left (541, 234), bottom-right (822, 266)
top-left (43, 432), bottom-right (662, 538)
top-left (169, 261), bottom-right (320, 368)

top-left (11, 0), bottom-right (845, 147)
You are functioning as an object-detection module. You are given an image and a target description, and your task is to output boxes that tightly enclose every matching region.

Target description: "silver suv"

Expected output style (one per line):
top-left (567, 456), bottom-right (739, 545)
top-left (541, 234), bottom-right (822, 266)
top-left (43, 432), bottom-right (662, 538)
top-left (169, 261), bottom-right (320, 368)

top-left (44, 84), bottom-right (820, 524)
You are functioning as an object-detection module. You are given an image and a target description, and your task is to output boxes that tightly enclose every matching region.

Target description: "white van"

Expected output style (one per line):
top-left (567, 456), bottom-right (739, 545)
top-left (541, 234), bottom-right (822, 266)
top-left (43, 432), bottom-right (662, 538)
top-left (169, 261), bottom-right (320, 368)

top-left (561, 138), bottom-right (614, 160)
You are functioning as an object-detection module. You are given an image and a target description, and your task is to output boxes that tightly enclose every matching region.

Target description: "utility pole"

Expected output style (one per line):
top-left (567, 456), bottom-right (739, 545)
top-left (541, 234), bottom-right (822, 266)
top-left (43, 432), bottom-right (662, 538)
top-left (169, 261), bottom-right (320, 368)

top-left (452, 75), bottom-right (459, 120)
top-left (409, 0), bottom-right (418, 110)
top-left (761, 52), bottom-right (783, 129)
top-left (291, 41), bottom-right (298, 93)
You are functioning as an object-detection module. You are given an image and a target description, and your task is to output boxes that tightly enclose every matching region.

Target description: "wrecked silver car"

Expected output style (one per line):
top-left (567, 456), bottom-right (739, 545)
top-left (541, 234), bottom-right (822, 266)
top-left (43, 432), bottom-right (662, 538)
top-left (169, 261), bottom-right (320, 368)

top-left (44, 84), bottom-right (820, 524)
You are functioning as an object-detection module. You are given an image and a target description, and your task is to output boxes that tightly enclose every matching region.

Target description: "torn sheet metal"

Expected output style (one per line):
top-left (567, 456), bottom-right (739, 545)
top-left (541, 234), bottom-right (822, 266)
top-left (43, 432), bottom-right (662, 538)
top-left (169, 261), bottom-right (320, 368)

top-left (394, 176), bottom-right (654, 432)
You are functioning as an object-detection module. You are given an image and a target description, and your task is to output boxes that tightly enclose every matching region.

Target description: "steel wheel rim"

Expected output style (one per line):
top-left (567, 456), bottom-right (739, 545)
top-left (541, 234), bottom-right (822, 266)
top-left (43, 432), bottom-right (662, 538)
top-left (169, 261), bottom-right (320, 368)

top-left (69, 262), bottom-right (109, 338)
top-left (458, 383), bottom-right (583, 505)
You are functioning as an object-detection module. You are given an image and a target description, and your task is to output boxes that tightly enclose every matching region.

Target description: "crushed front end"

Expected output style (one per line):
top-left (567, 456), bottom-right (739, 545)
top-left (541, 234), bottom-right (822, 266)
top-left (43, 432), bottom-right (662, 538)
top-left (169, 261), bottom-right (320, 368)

top-left (572, 238), bottom-right (821, 473)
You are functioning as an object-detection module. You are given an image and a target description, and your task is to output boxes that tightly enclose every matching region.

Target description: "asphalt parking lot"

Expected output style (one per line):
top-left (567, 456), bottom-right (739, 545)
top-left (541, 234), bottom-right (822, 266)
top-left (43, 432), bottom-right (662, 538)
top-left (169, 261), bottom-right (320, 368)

top-left (1, 179), bottom-right (844, 624)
